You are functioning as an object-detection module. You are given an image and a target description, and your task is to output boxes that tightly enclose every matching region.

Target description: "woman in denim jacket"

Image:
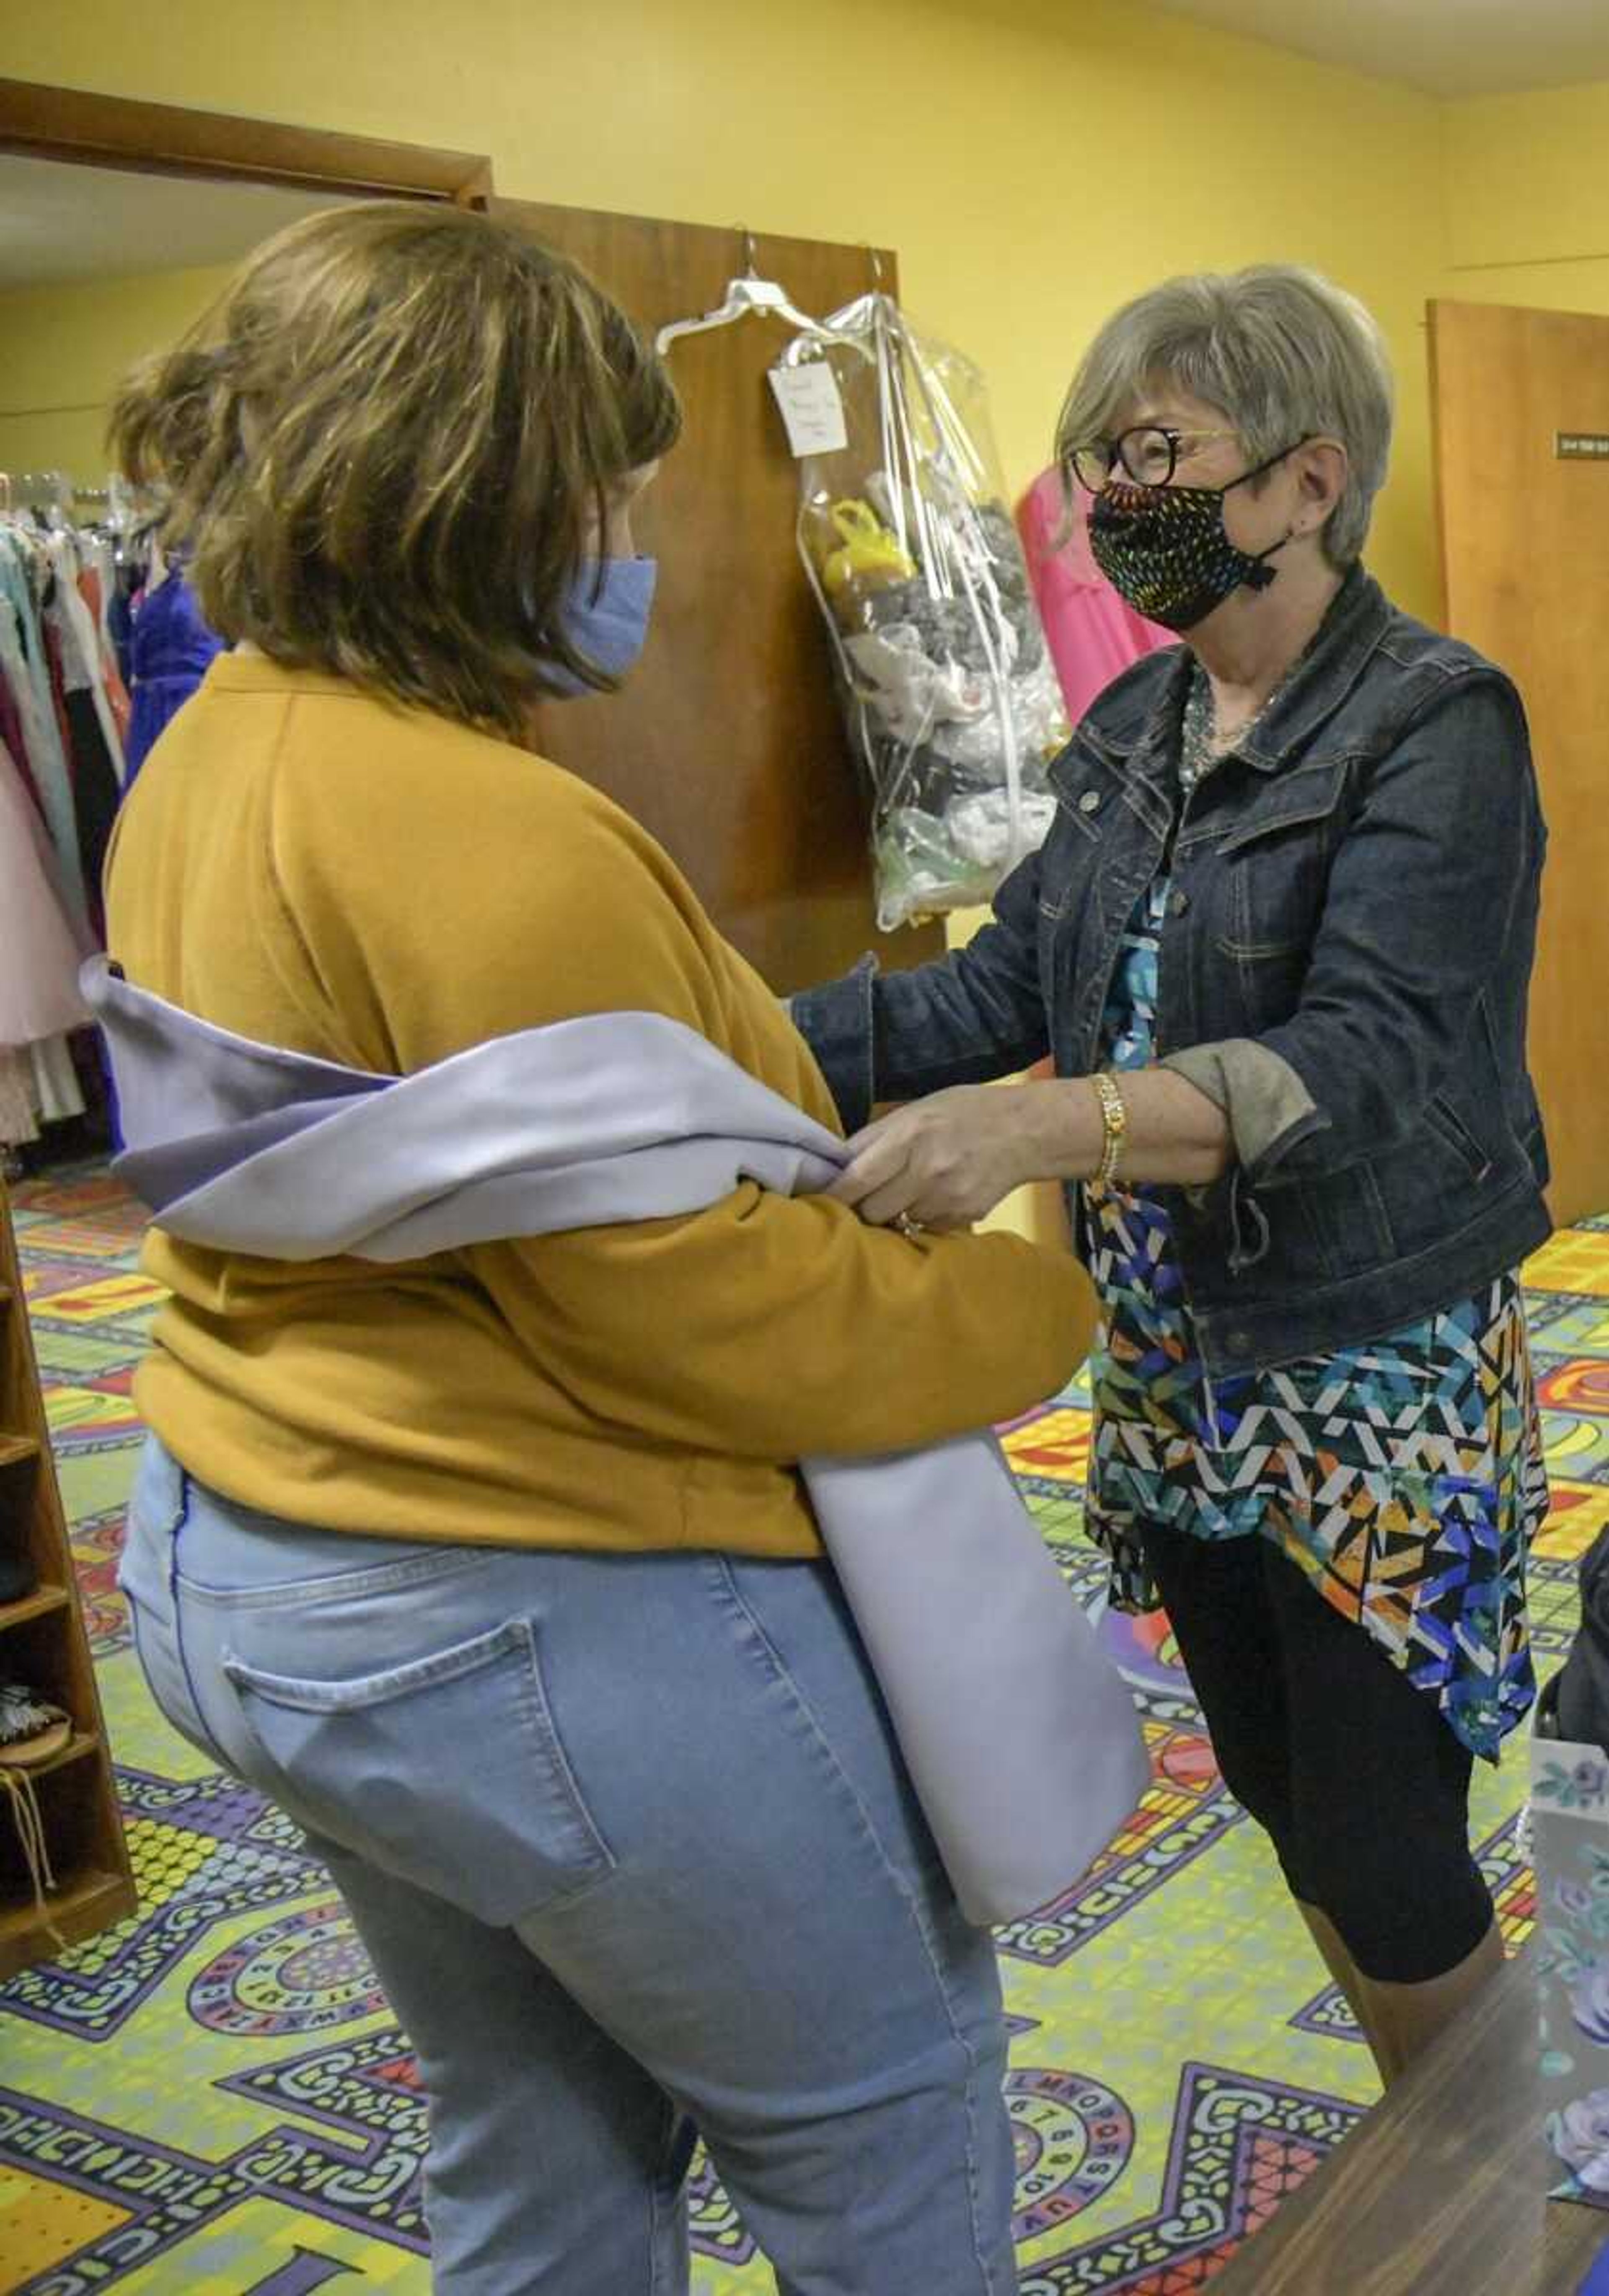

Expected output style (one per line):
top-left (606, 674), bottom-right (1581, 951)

top-left (792, 264), bottom-right (1550, 2087)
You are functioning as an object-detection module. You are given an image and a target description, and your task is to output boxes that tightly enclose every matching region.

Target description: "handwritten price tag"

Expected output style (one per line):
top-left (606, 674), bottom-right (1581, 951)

top-left (768, 362), bottom-right (848, 457)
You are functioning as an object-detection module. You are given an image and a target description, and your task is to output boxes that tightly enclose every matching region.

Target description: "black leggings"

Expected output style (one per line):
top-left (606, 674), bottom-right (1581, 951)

top-left (1136, 1524), bottom-right (1494, 1985)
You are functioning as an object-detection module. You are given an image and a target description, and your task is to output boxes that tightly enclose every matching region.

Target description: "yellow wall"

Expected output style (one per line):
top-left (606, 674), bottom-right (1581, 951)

top-left (1443, 80), bottom-right (1609, 312)
top-left (12, 24), bottom-right (1606, 572)
top-left (0, 263), bottom-right (232, 478)
top-left (1449, 80), bottom-right (1609, 273)
top-left (2, 0), bottom-right (1448, 619)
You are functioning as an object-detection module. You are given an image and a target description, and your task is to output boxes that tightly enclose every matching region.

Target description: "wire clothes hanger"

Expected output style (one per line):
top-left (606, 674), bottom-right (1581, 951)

top-left (655, 228), bottom-right (862, 356)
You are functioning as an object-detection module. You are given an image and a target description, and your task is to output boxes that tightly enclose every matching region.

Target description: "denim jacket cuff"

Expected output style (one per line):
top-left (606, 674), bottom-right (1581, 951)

top-left (787, 955), bottom-right (880, 1135)
top-left (1161, 1040), bottom-right (1324, 1181)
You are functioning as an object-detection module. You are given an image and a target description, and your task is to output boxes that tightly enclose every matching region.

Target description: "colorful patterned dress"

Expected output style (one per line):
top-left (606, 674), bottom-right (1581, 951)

top-left (1084, 875), bottom-right (1548, 1759)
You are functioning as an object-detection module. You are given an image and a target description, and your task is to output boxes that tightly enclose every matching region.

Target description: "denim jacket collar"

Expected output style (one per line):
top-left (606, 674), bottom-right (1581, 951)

top-left (1236, 565), bottom-right (1392, 774)
top-left (1056, 563), bottom-right (1394, 797)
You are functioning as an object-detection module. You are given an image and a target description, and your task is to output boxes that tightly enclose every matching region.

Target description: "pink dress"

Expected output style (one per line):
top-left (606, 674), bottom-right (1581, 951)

top-left (1016, 469), bottom-right (1174, 725)
top-left (0, 733), bottom-right (93, 1049)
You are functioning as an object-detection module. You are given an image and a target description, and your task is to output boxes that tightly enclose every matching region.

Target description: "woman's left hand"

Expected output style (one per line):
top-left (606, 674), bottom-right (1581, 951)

top-left (828, 1085), bottom-right (1035, 1231)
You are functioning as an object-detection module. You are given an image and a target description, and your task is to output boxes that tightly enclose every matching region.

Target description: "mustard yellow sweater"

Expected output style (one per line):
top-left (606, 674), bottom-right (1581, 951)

top-left (105, 655), bottom-right (1086, 1553)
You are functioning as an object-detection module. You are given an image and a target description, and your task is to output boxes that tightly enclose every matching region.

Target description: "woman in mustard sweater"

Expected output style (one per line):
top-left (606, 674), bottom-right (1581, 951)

top-left (105, 204), bottom-right (1089, 2295)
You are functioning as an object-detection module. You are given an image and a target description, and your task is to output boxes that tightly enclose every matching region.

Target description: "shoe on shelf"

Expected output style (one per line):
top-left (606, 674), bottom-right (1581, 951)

top-left (0, 1684), bottom-right (72, 1768)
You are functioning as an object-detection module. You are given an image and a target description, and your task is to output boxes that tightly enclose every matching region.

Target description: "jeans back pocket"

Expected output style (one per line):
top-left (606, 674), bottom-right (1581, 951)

top-left (222, 1618), bottom-right (615, 1926)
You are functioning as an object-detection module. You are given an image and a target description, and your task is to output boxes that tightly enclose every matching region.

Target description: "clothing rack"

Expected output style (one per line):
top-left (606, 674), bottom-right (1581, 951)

top-left (0, 472), bottom-right (130, 521)
top-left (0, 500), bottom-right (137, 1155)
top-left (1, 501), bottom-right (219, 1165)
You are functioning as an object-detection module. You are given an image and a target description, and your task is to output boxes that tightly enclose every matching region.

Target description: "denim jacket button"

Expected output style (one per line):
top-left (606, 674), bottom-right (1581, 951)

top-left (1078, 789), bottom-right (1102, 814)
top-left (1169, 888), bottom-right (1191, 917)
top-left (1226, 1329), bottom-right (1252, 1355)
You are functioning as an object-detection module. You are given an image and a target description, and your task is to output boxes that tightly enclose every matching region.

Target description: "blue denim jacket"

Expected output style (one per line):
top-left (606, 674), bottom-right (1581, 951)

top-left (791, 569), bottom-right (1551, 1377)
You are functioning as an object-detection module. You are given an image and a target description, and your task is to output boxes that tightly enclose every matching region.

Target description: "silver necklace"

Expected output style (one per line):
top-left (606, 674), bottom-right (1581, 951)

top-left (1179, 650), bottom-right (1309, 795)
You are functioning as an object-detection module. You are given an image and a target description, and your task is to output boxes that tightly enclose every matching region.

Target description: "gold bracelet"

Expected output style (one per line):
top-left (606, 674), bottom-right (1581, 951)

top-left (1092, 1072), bottom-right (1128, 1190)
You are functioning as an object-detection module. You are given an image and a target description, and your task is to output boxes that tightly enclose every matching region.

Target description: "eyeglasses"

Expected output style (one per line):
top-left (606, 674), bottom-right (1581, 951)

top-left (1068, 426), bottom-right (1241, 494)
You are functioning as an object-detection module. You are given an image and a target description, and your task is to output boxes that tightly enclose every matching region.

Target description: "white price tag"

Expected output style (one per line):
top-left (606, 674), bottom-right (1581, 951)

top-left (768, 362), bottom-right (848, 458)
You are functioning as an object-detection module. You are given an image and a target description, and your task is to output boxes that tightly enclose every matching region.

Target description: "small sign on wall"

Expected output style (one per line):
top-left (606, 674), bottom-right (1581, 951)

top-left (1557, 432), bottom-right (1609, 459)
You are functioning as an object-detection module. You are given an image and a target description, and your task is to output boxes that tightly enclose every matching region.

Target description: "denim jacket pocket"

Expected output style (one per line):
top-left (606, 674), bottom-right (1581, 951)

top-left (222, 1618), bottom-right (616, 1925)
top-left (1214, 759), bottom-right (1352, 962)
top-left (1423, 1092), bottom-right (1497, 1184)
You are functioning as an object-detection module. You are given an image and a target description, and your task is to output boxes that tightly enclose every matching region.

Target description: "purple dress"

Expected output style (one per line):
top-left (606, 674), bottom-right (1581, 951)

top-left (125, 570), bottom-right (224, 782)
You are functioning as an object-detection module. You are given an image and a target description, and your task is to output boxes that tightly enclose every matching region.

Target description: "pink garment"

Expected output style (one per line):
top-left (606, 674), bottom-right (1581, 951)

top-left (0, 733), bottom-right (93, 1048)
top-left (0, 665), bottom-right (39, 818)
top-left (1016, 469), bottom-right (1174, 726)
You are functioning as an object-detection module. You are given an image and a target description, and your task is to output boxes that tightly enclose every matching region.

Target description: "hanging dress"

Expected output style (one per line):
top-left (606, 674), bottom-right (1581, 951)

top-left (126, 569), bottom-right (224, 782)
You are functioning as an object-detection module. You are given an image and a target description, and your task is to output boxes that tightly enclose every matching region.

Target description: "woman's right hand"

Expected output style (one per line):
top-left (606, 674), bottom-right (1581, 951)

top-left (830, 1085), bottom-right (1042, 1232)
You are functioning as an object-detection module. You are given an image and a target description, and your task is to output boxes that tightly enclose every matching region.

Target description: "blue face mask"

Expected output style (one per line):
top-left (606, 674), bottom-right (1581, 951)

top-left (543, 557), bottom-right (657, 696)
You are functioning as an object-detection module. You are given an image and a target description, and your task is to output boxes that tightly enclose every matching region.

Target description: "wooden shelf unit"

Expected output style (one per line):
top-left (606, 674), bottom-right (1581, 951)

top-left (0, 1584), bottom-right (71, 1632)
top-left (0, 1181), bottom-right (135, 1980)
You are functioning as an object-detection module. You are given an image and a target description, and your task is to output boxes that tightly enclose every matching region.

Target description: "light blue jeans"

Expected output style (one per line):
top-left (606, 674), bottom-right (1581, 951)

top-left (120, 1437), bottom-right (1017, 2294)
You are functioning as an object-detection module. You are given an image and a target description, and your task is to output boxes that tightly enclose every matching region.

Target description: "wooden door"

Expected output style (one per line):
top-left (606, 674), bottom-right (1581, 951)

top-left (496, 199), bottom-right (942, 994)
top-left (1429, 300), bottom-right (1609, 1227)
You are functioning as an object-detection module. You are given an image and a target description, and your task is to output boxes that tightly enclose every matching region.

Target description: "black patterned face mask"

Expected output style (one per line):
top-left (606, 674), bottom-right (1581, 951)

top-left (1087, 445), bottom-right (1304, 632)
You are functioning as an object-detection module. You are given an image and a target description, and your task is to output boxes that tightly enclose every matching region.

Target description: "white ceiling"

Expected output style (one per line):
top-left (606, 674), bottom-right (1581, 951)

top-left (1142, 0), bottom-right (1609, 99)
top-left (0, 153), bottom-right (361, 291)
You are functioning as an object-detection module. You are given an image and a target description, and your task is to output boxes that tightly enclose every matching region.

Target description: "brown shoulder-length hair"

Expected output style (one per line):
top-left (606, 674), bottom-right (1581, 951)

top-left (110, 200), bottom-right (681, 737)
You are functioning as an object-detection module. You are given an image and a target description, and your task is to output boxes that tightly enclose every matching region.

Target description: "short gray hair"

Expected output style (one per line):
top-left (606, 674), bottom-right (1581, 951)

top-left (1055, 264), bottom-right (1394, 567)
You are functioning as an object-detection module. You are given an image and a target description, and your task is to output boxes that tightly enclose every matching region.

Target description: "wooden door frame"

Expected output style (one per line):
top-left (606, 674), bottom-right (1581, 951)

top-left (0, 76), bottom-right (494, 205)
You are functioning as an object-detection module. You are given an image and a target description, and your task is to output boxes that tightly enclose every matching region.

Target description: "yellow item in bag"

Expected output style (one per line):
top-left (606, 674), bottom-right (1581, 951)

top-left (821, 500), bottom-right (916, 596)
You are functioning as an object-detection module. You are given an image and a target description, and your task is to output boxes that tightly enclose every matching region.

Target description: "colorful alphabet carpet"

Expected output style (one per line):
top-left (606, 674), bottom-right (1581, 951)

top-left (3, 1172), bottom-right (1608, 2293)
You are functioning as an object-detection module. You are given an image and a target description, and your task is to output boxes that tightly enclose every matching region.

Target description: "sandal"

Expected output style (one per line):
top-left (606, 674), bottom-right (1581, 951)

top-left (0, 1683), bottom-right (72, 1768)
